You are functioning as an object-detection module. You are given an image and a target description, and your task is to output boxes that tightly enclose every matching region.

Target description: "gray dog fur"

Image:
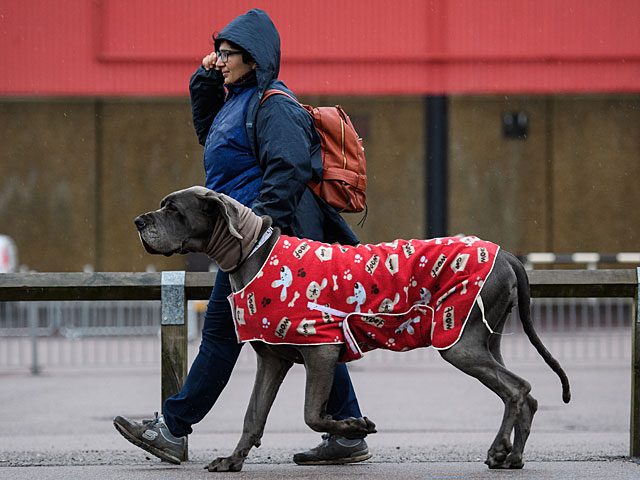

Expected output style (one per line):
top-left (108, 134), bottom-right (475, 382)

top-left (134, 186), bottom-right (571, 472)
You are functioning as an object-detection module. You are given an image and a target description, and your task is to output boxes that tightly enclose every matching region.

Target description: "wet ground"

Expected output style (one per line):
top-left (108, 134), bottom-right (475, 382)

top-left (1, 345), bottom-right (638, 479)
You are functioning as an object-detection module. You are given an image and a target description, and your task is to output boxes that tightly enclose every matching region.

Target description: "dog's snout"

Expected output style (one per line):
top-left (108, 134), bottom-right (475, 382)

top-left (134, 216), bottom-right (146, 230)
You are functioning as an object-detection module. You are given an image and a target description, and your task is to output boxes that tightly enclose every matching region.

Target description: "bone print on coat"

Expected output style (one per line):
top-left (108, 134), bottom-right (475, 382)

top-left (229, 235), bottom-right (500, 362)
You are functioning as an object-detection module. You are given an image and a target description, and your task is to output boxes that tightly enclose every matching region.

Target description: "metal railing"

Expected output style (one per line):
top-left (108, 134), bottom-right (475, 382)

top-left (0, 269), bottom-right (638, 455)
top-left (0, 300), bottom-right (161, 337)
top-left (1, 296), bottom-right (634, 369)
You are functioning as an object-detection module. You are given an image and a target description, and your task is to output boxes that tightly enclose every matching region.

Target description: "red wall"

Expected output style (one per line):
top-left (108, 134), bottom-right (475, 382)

top-left (2, 0), bottom-right (639, 96)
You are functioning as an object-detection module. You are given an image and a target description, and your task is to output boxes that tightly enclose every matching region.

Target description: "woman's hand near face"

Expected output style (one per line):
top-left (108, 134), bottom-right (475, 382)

top-left (202, 52), bottom-right (218, 71)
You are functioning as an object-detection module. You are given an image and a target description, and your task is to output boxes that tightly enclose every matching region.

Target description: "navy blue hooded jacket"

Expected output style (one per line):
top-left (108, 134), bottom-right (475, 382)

top-left (189, 8), bottom-right (358, 245)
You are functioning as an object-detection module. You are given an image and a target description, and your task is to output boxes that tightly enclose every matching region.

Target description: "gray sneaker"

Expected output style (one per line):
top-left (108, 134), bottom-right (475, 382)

top-left (113, 412), bottom-right (186, 464)
top-left (293, 433), bottom-right (371, 465)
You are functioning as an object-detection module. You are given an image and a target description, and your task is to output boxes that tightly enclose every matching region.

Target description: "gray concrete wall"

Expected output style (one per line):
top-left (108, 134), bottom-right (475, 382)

top-left (1, 94), bottom-right (638, 272)
top-left (448, 95), bottom-right (640, 254)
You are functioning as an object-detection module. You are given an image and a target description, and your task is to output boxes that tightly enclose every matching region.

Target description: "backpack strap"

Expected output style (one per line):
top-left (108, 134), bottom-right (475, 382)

top-left (250, 89), bottom-right (299, 160)
top-left (260, 89), bottom-right (297, 106)
top-left (261, 89), bottom-right (313, 116)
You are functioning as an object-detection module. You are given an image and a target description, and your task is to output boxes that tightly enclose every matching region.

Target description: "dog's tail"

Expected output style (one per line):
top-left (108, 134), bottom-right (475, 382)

top-left (509, 253), bottom-right (571, 404)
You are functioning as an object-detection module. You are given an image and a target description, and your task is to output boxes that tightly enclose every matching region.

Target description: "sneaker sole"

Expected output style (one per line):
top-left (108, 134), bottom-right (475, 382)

top-left (294, 451), bottom-right (372, 466)
top-left (113, 418), bottom-right (182, 465)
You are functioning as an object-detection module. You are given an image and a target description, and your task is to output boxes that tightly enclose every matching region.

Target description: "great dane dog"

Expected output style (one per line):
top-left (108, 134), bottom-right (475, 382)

top-left (134, 186), bottom-right (571, 472)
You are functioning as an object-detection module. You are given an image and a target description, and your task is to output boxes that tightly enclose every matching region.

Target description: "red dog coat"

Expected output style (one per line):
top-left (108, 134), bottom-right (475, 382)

top-left (229, 235), bottom-right (499, 362)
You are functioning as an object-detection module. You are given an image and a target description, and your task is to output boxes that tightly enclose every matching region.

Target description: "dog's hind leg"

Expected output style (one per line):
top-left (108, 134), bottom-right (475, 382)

top-left (487, 321), bottom-right (538, 469)
top-left (440, 317), bottom-right (531, 469)
top-left (206, 350), bottom-right (293, 472)
top-left (299, 345), bottom-right (376, 438)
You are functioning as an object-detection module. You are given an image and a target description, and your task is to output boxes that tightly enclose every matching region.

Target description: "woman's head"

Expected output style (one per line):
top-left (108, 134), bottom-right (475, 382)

top-left (214, 39), bottom-right (257, 84)
top-left (213, 9), bottom-right (281, 89)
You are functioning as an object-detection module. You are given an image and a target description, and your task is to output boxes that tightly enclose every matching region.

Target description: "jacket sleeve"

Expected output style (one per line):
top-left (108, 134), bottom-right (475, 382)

top-left (189, 65), bottom-right (226, 146)
top-left (250, 96), bottom-right (319, 233)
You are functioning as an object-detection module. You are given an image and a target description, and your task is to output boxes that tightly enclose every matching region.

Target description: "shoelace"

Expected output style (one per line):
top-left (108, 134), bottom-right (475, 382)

top-left (141, 411), bottom-right (161, 427)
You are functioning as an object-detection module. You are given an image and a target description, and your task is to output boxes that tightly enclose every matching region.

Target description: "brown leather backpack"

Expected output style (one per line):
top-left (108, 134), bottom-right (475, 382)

top-left (260, 89), bottom-right (367, 213)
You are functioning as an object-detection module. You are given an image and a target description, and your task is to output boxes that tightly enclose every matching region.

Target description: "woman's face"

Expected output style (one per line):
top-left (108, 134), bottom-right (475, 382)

top-left (216, 41), bottom-right (256, 84)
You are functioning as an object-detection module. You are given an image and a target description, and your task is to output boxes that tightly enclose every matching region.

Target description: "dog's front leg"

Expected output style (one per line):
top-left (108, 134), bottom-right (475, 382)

top-left (299, 345), bottom-right (376, 438)
top-left (205, 350), bottom-right (293, 472)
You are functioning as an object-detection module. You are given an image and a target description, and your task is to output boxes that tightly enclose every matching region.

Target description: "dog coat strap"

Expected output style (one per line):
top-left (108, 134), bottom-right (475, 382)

top-left (307, 302), bottom-right (349, 318)
top-left (476, 294), bottom-right (495, 334)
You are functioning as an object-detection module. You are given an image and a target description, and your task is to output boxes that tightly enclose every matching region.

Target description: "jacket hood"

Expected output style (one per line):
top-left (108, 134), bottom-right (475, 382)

top-left (216, 9), bottom-right (280, 94)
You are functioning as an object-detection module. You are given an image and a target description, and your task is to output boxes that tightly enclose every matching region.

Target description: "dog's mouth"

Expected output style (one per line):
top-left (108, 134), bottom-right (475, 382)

top-left (138, 231), bottom-right (161, 255)
top-left (137, 231), bottom-right (180, 257)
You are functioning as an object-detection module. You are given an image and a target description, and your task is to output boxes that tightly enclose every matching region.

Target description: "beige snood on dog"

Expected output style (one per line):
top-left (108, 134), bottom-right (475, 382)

top-left (204, 200), bottom-right (262, 272)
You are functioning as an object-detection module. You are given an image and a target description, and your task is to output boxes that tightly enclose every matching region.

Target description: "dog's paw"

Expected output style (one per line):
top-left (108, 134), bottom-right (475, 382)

top-left (361, 416), bottom-right (377, 434)
top-left (338, 416), bottom-right (377, 436)
top-left (205, 456), bottom-right (243, 472)
top-left (485, 441), bottom-right (513, 469)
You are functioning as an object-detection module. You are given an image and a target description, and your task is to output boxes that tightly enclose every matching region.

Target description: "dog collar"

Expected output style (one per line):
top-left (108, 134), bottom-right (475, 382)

top-left (247, 226), bottom-right (273, 259)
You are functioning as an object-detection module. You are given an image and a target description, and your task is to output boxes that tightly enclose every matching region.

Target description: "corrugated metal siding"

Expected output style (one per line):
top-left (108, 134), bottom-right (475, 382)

top-left (1, 0), bottom-right (639, 96)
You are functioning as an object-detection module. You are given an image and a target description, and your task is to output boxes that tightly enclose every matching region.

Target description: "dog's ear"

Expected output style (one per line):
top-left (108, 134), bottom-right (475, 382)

top-left (198, 189), bottom-right (244, 240)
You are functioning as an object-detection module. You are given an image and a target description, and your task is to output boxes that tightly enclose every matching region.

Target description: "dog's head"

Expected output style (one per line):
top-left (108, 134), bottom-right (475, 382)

top-left (134, 186), bottom-right (243, 257)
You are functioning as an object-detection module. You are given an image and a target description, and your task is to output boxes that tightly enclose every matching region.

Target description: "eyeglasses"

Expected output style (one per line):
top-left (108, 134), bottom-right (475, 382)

top-left (216, 49), bottom-right (243, 63)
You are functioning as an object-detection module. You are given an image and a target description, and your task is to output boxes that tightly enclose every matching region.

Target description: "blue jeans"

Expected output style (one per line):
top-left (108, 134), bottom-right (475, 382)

top-left (163, 270), bottom-right (363, 437)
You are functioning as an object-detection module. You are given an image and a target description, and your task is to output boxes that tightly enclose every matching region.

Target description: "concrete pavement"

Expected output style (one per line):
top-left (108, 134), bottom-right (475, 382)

top-left (1, 347), bottom-right (639, 479)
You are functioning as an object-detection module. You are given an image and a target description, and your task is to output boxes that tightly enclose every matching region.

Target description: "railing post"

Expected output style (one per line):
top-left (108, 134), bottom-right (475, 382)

top-left (28, 303), bottom-right (40, 375)
top-left (160, 271), bottom-right (188, 460)
top-left (631, 267), bottom-right (640, 457)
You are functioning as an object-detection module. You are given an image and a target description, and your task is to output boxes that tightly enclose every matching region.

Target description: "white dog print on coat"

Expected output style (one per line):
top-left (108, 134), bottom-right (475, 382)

top-left (346, 282), bottom-right (367, 313)
top-left (378, 293), bottom-right (400, 313)
top-left (416, 287), bottom-right (432, 305)
top-left (271, 266), bottom-right (293, 301)
top-left (395, 316), bottom-right (421, 335)
top-left (306, 278), bottom-right (328, 301)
